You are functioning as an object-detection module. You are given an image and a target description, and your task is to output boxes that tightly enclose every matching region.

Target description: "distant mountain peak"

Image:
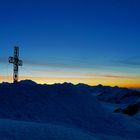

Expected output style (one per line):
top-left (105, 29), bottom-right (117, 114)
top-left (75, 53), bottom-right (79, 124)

top-left (18, 80), bottom-right (37, 85)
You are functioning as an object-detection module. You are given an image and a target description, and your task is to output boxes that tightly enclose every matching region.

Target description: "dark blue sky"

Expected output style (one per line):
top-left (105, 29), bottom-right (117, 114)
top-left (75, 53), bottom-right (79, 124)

top-left (0, 0), bottom-right (140, 87)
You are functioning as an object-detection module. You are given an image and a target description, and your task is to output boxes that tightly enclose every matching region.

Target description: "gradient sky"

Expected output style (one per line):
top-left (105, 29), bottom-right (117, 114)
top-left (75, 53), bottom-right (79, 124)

top-left (0, 0), bottom-right (140, 87)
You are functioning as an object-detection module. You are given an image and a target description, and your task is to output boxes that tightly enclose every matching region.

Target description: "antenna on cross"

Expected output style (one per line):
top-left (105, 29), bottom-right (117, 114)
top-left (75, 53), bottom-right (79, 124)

top-left (9, 46), bottom-right (23, 83)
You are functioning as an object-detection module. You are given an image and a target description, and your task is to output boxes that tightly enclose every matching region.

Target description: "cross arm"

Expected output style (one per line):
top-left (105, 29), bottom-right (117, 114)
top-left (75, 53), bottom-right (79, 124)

top-left (18, 60), bottom-right (23, 66)
top-left (9, 57), bottom-right (14, 63)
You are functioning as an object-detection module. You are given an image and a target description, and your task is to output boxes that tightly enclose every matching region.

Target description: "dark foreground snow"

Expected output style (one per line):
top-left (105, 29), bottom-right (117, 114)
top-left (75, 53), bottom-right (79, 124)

top-left (0, 118), bottom-right (140, 140)
top-left (0, 119), bottom-right (97, 140)
top-left (0, 80), bottom-right (139, 140)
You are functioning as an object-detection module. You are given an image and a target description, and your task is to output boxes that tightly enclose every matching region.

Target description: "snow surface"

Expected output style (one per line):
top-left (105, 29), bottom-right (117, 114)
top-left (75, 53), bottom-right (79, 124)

top-left (1, 118), bottom-right (139, 140)
top-left (0, 80), bottom-right (140, 140)
top-left (0, 119), bottom-right (98, 140)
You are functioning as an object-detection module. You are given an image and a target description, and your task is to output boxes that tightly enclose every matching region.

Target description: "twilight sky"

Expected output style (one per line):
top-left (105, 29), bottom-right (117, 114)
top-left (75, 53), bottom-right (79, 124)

top-left (0, 0), bottom-right (140, 88)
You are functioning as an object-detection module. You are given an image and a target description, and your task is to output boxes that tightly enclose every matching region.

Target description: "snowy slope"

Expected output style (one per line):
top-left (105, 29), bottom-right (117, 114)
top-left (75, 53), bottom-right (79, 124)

top-left (1, 118), bottom-right (140, 140)
top-left (95, 86), bottom-right (140, 104)
top-left (0, 80), bottom-right (140, 140)
top-left (0, 119), bottom-right (98, 140)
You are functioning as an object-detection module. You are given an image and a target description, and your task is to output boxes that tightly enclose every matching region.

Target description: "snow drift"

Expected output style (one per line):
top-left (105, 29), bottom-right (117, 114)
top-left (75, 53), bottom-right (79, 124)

top-left (0, 80), bottom-right (140, 140)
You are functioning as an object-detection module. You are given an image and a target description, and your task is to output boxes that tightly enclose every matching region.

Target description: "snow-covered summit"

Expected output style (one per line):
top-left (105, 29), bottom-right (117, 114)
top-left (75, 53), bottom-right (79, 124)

top-left (0, 80), bottom-right (140, 140)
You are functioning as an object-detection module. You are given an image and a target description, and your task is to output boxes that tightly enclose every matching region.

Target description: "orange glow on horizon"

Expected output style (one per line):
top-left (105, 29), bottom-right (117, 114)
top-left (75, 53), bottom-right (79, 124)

top-left (0, 75), bottom-right (140, 88)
